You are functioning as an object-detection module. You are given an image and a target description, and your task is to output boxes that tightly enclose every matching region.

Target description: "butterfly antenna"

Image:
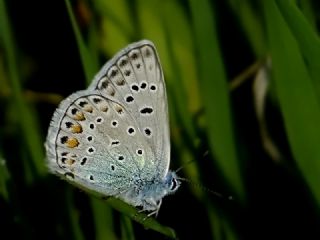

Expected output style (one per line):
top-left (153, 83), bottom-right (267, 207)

top-left (175, 150), bottom-right (210, 173)
top-left (175, 160), bottom-right (194, 173)
top-left (177, 177), bottom-right (233, 200)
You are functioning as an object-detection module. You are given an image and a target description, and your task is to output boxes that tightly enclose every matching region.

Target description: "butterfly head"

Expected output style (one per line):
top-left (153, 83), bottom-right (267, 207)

top-left (164, 171), bottom-right (181, 194)
top-left (132, 171), bottom-right (180, 215)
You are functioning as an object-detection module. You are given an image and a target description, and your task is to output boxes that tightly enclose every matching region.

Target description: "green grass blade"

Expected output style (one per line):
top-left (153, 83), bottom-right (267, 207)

top-left (0, 149), bottom-right (10, 201)
top-left (90, 197), bottom-right (117, 240)
top-left (0, 0), bottom-right (46, 178)
top-left (160, 1), bottom-right (199, 141)
top-left (263, 0), bottom-right (320, 205)
top-left (106, 197), bottom-right (177, 239)
top-left (65, 0), bottom-right (98, 84)
top-left (120, 215), bottom-right (135, 240)
top-left (189, 0), bottom-right (245, 201)
top-left (298, 0), bottom-right (317, 30)
top-left (94, 0), bottom-right (135, 48)
top-left (275, 0), bottom-right (320, 102)
top-left (65, 189), bottom-right (85, 240)
top-left (228, 0), bottom-right (266, 57)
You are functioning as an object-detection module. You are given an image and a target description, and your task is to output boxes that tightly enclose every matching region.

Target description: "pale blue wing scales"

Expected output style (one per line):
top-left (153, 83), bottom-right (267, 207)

top-left (88, 40), bottom-right (171, 178)
top-left (45, 90), bottom-right (155, 196)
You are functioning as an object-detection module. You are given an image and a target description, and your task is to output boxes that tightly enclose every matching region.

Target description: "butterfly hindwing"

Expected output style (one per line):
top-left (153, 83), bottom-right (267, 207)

top-left (45, 90), bottom-right (156, 196)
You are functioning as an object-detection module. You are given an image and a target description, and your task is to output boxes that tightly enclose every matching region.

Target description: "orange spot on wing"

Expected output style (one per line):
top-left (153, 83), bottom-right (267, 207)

top-left (66, 159), bottom-right (76, 165)
top-left (67, 137), bottom-right (79, 148)
top-left (115, 105), bottom-right (123, 114)
top-left (73, 112), bottom-right (85, 121)
top-left (100, 105), bottom-right (108, 112)
top-left (84, 105), bottom-right (93, 113)
top-left (71, 124), bottom-right (83, 133)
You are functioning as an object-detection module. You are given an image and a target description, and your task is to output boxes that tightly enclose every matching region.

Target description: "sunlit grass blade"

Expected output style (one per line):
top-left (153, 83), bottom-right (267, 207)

top-left (94, 0), bottom-right (136, 52)
top-left (160, 1), bottom-right (199, 141)
top-left (189, 0), bottom-right (245, 201)
top-left (0, 0), bottom-right (46, 178)
top-left (263, 0), bottom-right (320, 205)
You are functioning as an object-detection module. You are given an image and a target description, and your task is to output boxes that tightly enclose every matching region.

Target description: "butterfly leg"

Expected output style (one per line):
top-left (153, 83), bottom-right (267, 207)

top-left (142, 198), bottom-right (162, 218)
top-left (147, 199), bottom-right (162, 217)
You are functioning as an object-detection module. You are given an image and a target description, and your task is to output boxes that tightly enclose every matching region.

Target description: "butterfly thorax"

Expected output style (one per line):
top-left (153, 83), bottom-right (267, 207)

top-left (118, 171), bottom-right (180, 212)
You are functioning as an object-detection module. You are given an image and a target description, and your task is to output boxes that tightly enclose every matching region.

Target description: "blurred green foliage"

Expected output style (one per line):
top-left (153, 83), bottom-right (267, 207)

top-left (1, 0), bottom-right (320, 239)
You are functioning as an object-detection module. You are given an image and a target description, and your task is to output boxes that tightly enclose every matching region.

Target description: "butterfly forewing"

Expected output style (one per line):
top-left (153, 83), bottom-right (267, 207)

top-left (89, 40), bottom-right (171, 178)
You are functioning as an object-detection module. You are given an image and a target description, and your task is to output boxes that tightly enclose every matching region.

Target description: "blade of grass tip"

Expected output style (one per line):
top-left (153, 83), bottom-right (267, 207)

top-left (90, 197), bottom-right (117, 240)
top-left (275, 0), bottom-right (320, 103)
top-left (0, 0), bottom-right (46, 178)
top-left (120, 215), bottom-right (135, 240)
top-left (263, 0), bottom-right (320, 205)
top-left (65, 0), bottom-right (97, 85)
top-left (188, 0), bottom-right (245, 201)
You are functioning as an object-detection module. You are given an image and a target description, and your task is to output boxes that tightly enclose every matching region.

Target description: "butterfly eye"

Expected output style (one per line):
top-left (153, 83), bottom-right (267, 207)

top-left (170, 178), bottom-right (178, 191)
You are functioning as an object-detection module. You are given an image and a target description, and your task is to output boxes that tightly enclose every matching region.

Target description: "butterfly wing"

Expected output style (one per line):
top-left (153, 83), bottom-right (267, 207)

top-left (88, 40), bottom-right (171, 179)
top-left (45, 90), bottom-right (156, 197)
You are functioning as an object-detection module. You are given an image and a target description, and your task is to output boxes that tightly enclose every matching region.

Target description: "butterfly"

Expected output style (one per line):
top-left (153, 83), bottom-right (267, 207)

top-left (45, 40), bottom-right (180, 216)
